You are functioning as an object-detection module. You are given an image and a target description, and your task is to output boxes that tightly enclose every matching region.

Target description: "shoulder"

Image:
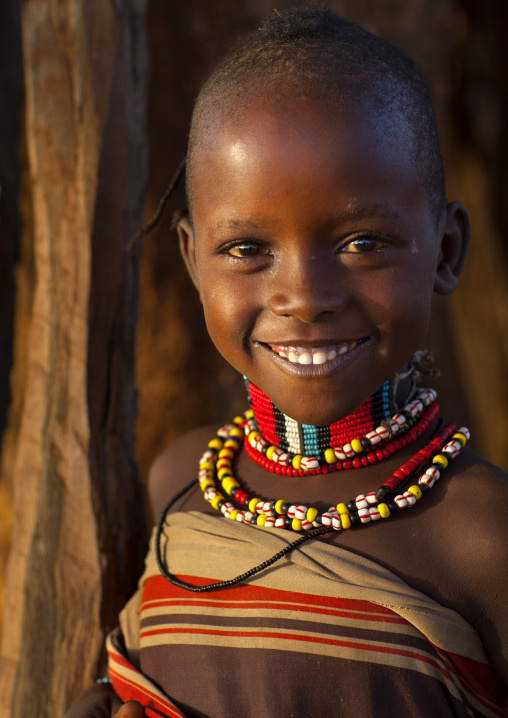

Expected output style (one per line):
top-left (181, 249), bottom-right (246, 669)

top-left (148, 424), bottom-right (218, 520)
top-left (445, 449), bottom-right (508, 547)
top-left (437, 450), bottom-right (508, 682)
top-left (437, 449), bottom-right (508, 584)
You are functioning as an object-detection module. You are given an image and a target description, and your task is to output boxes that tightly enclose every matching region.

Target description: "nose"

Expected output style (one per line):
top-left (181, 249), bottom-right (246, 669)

top-left (266, 253), bottom-right (348, 322)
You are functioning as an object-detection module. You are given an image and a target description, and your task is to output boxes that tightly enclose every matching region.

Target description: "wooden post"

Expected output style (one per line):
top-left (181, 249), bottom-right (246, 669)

top-left (0, 1), bottom-right (148, 715)
top-left (0, 0), bottom-right (22, 639)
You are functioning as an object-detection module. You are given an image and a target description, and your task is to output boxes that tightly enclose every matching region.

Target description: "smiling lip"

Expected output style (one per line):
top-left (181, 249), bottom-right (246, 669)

top-left (268, 340), bottom-right (359, 365)
top-left (254, 338), bottom-right (370, 376)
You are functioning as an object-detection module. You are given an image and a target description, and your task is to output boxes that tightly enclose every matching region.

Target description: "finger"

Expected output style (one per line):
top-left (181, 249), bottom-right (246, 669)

top-left (114, 700), bottom-right (145, 718)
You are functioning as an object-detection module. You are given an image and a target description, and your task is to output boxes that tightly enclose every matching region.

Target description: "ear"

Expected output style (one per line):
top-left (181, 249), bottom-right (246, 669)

top-left (177, 216), bottom-right (201, 297)
top-left (434, 201), bottom-right (470, 295)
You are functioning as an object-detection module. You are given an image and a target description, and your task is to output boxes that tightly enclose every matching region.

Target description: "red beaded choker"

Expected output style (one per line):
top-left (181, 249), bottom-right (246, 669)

top-left (243, 381), bottom-right (438, 476)
top-left (245, 378), bottom-right (396, 456)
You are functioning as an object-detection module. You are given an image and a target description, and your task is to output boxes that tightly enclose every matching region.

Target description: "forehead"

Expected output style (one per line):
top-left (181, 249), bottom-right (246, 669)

top-left (191, 84), bottom-right (412, 168)
top-left (189, 92), bottom-right (430, 234)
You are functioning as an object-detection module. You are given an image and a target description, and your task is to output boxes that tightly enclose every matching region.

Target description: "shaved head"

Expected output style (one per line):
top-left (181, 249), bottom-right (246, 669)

top-left (187, 6), bottom-right (446, 223)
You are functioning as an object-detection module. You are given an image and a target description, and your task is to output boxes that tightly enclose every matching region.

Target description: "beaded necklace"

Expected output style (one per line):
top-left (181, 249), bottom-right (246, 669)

top-left (155, 385), bottom-right (470, 593)
top-left (245, 378), bottom-right (396, 457)
top-left (199, 414), bottom-right (467, 531)
top-left (244, 382), bottom-right (438, 475)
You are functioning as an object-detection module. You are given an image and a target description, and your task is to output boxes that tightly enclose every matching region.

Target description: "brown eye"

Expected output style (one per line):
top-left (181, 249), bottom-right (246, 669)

top-left (228, 242), bottom-right (267, 258)
top-left (343, 237), bottom-right (385, 253)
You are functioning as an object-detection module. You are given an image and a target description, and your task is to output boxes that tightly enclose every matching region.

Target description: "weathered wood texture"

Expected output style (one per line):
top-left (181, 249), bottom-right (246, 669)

top-left (0, 1), bottom-right (104, 710)
top-left (0, 0), bottom-right (22, 642)
top-left (0, 86), bottom-right (35, 665)
top-left (87, 0), bottom-right (149, 645)
top-left (0, 1), bottom-right (21, 446)
top-left (137, 0), bottom-right (508, 486)
top-left (0, 1), bottom-right (148, 715)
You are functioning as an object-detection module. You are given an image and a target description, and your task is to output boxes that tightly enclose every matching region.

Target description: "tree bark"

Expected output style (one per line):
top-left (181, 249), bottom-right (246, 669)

top-left (87, 0), bottom-right (149, 647)
top-left (0, 0), bottom-right (23, 645)
top-left (0, 0), bottom-right (22, 447)
top-left (0, 1), bottom-right (148, 715)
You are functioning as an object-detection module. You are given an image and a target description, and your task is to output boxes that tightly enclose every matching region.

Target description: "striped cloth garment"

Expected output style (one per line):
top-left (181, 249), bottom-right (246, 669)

top-left (108, 512), bottom-right (508, 718)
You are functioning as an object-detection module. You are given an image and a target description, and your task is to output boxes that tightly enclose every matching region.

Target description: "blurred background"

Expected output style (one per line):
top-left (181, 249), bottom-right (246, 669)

top-left (0, 1), bottom-right (507, 714)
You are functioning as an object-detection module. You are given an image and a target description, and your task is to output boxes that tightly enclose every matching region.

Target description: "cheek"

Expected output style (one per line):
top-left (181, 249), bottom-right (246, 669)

top-left (363, 268), bottom-right (434, 347)
top-left (203, 285), bottom-right (238, 322)
top-left (200, 281), bottom-right (253, 363)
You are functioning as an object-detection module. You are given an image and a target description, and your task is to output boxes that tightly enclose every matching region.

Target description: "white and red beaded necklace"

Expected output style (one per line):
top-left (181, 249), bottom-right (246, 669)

top-left (155, 377), bottom-right (470, 593)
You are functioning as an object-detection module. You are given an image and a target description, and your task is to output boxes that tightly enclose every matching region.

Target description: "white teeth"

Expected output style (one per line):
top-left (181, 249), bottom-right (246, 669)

top-left (273, 341), bottom-right (361, 365)
top-left (313, 351), bottom-right (328, 365)
top-left (298, 352), bottom-right (313, 365)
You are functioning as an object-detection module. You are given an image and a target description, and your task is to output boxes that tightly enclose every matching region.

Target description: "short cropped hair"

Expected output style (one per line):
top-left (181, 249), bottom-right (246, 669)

top-left (187, 6), bottom-right (446, 223)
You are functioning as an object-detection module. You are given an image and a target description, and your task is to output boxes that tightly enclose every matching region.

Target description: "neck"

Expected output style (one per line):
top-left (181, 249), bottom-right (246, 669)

top-left (245, 379), bottom-right (398, 457)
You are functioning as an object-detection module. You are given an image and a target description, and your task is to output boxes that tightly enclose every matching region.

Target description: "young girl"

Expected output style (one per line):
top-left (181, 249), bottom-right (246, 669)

top-left (69, 6), bottom-right (508, 717)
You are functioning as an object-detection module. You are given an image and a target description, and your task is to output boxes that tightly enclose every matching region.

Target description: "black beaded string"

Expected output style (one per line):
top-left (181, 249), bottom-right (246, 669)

top-left (155, 417), bottom-right (446, 593)
top-left (155, 478), bottom-right (334, 593)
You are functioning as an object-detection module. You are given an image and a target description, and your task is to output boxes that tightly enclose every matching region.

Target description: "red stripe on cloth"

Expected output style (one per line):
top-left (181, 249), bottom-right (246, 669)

top-left (141, 625), bottom-right (494, 704)
top-left (143, 599), bottom-right (405, 626)
top-left (141, 625), bottom-right (451, 673)
top-left (142, 575), bottom-right (403, 621)
top-left (144, 600), bottom-right (404, 624)
top-left (107, 633), bottom-right (187, 718)
top-left (436, 648), bottom-right (508, 717)
top-left (140, 576), bottom-right (508, 716)
top-left (109, 667), bottom-right (183, 718)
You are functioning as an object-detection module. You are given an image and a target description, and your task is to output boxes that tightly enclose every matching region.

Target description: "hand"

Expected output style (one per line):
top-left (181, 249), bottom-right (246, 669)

top-left (65, 684), bottom-right (145, 718)
top-left (114, 701), bottom-right (145, 718)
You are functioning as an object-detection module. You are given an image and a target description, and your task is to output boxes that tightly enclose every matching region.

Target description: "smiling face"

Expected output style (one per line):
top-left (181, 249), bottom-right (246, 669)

top-left (180, 93), bottom-right (467, 425)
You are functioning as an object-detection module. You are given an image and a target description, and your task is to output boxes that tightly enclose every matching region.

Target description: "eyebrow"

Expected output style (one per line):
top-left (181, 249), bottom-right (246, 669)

top-left (208, 218), bottom-right (263, 238)
top-left (335, 203), bottom-right (402, 222)
top-left (208, 204), bottom-right (402, 238)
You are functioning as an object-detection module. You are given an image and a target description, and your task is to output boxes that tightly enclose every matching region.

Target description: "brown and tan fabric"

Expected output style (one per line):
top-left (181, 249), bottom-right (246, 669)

top-left (107, 512), bottom-right (508, 718)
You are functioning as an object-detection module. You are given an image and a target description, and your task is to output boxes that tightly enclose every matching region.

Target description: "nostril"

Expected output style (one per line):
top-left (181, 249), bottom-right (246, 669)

top-left (267, 289), bottom-right (348, 322)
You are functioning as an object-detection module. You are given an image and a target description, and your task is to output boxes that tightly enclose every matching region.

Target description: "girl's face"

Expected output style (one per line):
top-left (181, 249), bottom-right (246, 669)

top-left (180, 96), bottom-right (467, 425)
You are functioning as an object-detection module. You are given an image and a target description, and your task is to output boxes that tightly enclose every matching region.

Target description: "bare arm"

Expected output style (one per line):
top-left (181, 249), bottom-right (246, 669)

top-left (444, 459), bottom-right (508, 688)
top-left (467, 495), bottom-right (508, 686)
top-left (148, 424), bottom-right (218, 521)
